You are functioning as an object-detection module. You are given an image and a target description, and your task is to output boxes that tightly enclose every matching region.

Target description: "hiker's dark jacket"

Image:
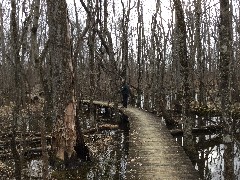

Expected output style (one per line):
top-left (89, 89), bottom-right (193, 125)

top-left (121, 84), bottom-right (130, 97)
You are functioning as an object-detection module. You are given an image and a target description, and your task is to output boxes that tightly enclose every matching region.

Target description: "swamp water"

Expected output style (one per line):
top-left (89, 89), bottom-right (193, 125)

top-left (9, 112), bottom-right (131, 179)
top-left (51, 129), bottom-right (130, 179)
top-left (194, 135), bottom-right (240, 180)
top-left (175, 115), bottom-right (240, 180)
top-left (2, 114), bottom-right (240, 179)
top-left (4, 128), bottom-right (129, 179)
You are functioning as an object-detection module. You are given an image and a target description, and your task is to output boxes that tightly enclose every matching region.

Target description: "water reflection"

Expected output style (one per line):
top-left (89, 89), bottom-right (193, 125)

top-left (50, 115), bottom-right (130, 179)
top-left (177, 133), bottom-right (240, 179)
top-left (172, 114), bottom-right (240, 179)
top-left (23, 128), bottom-right (130, 179)
top-left (0, 107), bottom-right (130, 180)
top-left (2, 105), bottom-right (240, 180)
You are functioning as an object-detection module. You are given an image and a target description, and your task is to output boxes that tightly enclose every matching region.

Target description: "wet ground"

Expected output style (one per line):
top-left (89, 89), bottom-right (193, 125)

top-left (24, 128), bottom-right (130, 179)
top-left (1, 105), bottom-right (240, 179)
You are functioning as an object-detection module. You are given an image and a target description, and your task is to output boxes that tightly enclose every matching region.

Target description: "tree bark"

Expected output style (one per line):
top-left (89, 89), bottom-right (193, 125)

top-left (88, 28), bottom-right (96, 123)
top-left (136, 0), bottom-right (143, 108)
top-left (223, 142), bottom-right (234, 179)
top-left (10, 0), bottom-right (22, 179)
top-left (0, 3), bottom-right (6, 105)
top-left (120, 0), bottom-right (130, 82)
top-left (219, 0), bottom-right (231, 131)
top-left (46, 0), bottom-right (87, 163)
top-left (219, 0), bottom-right (234, 178)
top-left (173, 0), bottom-right (197, 162)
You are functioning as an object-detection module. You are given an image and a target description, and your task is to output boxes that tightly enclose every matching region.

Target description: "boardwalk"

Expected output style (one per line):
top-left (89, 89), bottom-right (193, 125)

top-left (88, 101), bottom-right (200, 179)
top-left (122, 107), bottom-right (199, 180)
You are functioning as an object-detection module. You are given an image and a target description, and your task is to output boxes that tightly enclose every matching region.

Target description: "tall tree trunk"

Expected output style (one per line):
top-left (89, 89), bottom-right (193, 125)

top-left (0, 3), bottom-right (6, 105)
top-left (219, 0), bottom-right (234, 178)
top-left (30, 0), bottom-right (49, 178)
top-left (171, 1), bottom-right (182, 110)
top-left (30, 0), bottom-right (40, 74)
top-left (120, 0), bottom-right (131, 82)
top-left (149, 15), bottom-right (157, 110)
top-left (11, 0), bottom-right (22, 179)
top-left (46, 0), bottom-right (88, 164)
top-left (136, 0), bottom-right (143, 108)
top-left (194, 0), bottom-right (205, 107)
top-left (223, 142), bottom-right (234, 179)
top-left (173, 0), bottom-right (197, 162)
top-left (219, 0), bottom-right (232, 131)
top-left (194, 0), bottom-right (207, 129)
top-left (89, 31), bottom-right (96, 123)
top-left (0, 3), bottom-right (5, 64)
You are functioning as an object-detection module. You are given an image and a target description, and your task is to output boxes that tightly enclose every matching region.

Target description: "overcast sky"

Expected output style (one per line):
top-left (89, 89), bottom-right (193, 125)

top-left (65, 0), bottom-right (172, 34)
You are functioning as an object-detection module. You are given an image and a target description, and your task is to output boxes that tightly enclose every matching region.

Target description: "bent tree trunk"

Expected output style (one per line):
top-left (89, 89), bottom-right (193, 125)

top-left (46, 0), bottom-right (88, 164)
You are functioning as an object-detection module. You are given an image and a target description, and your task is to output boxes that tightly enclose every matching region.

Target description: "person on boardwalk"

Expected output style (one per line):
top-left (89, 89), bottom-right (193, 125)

top-left (121, 80), bottom-right (130, 108)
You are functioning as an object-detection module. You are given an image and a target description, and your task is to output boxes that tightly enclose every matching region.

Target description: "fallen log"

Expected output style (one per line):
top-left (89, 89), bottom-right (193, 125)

top-left (24, 146), bottom-right (51, 156)
top-left (0, 132), bottom-right (51, 141)
top-left (0, 136), bottom-right (52, 148)
top-left (196, 136), bottom-right (223, 150)
top-left (83, 124), bottom-right (119, 134)
top-left (0, 146), bottom-right (52, 160)
top-left (170, 125), bottom-right (222, 136)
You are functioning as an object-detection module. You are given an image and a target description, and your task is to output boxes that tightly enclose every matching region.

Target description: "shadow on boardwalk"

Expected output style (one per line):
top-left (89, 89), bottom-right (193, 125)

top-left (86, 101), bottom-right (200, 179)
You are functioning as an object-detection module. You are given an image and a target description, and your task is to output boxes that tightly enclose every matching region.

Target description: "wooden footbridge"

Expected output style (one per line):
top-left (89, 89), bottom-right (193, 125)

top-left (85, 101), bottom-right (200, 180)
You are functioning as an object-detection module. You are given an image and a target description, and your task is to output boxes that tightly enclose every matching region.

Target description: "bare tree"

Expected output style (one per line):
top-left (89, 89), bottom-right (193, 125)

top-left (219, 0), bottom-right (234, 179)
top-left (120, 0), bottom-right (133, 82)
top-left (10, 0), bottom-right (22, 179)
top-left (87, 1), bottom-right (97, 123)
top-left (46, 0), bottom-right (88, 164)
top-left (219, 0), bottom-right (231, 131)
top-left (136, 0), bottom-right (143, 108)
top-left (173, 0), bottom-right (197, 162)
top-left (0, 2), bottom-right (6, 106)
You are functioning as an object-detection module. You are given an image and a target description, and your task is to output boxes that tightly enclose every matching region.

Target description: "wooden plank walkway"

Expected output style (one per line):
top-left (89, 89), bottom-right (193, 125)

top-left (87, 101), bottom-right (200, 179)
top-left (122, 107), bottom-right (199, 180)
